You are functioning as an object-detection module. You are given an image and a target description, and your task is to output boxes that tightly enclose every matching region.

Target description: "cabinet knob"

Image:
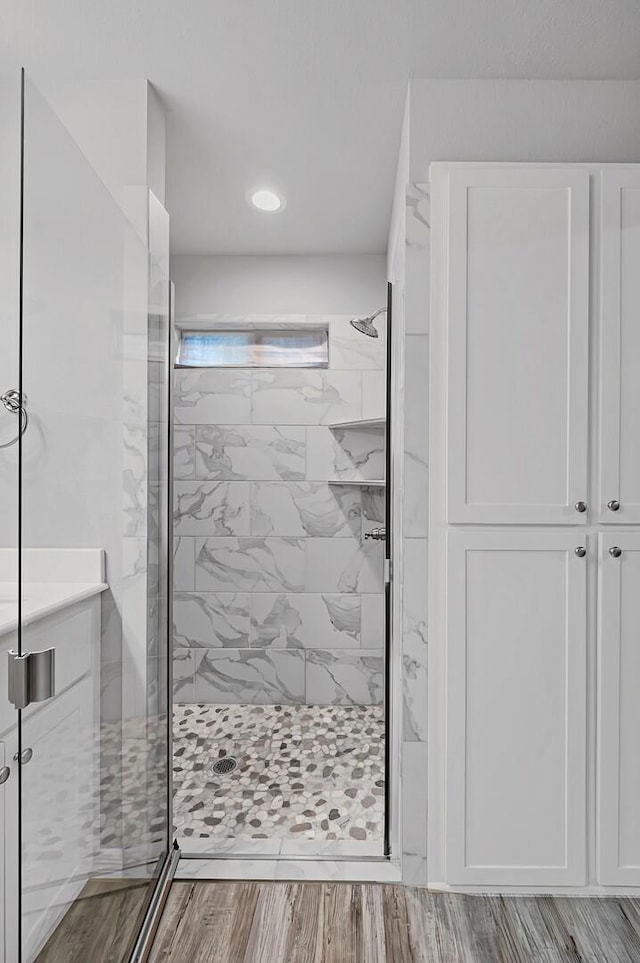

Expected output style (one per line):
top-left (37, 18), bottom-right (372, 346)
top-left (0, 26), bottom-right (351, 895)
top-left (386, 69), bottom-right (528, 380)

top-left (13, 747), bottom-right (33, 765)
top-left (607, 499), bottom-right (621, 512)
top-left (609, 546), bottom-right (622, 558)
top-left (0, 766), bottom-right (10, 786)
top-left (574, 501), bottom-right (587, 513)
top-left (574, 546), bottom-right (587, 558)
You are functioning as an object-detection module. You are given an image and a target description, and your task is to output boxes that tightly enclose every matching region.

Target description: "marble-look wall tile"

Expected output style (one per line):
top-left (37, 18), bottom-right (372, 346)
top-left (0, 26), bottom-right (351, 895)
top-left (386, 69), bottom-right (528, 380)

top-left (250, 594), bottom-right (361, 649)
top-left (193, 648), bottom-right (305, 704)
top-left (173, 536), bottom-right (195, 591)
top-left (402, 538), bottom-right (428, 741)
top-left (100, 659), bottom-right (123, 724)
top-left (306, 426), bottom-right (385, 482)
top-left (195, 536), bottom-right (305, 593)
top-left (361, 487), bottom-right (386, 534)
top-left (405, 245), bottom-right (430, 336)
top-left (402, 741), bottom-right (428, 884)
top-left (306, 538), bottom-right (384, 594)
top-left (174, 592), bottom-right (250, 648)
top-left (148, 421), bottom-right (167, 485)
top-left (123, 422), bottom-right (147, 536)
top-left (251, 482), bottom-right (361, 538)
top-left (173, 647), bottom-right (195, 701)
top-left (174, 481), bottom-right (250, 536)
top-left (328, 317), bottom-right (386, 371)
top-left (305, 649), bottom-right (384, 705)
top-left (404, 460), bottom-right (428, 541)
top-left (361, 594), bottom-right (385, 649)
top-left (174, 425), bottom-right (196, 479)
top-left (361, 371), bottom-right (386, 421)
top-left (405, 183), bottom-right (430, 337)
top-left (401, 186), bottom-right (430, 884)
top-left (195, 425), bottom-right (305, 481)
top-left (251, 370), bottom-right (361, 425)
top-left (171, 314), bottom-right (390, 713)
top-left (174, 368), bottom-right (251, 425)
top-left (403, 335), bottom-right (429, 539)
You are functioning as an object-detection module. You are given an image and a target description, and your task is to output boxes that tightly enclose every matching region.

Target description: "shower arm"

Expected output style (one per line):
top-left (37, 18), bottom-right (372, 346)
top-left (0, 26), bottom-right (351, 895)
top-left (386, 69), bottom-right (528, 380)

top-left (0, 389), bottom-right (28, 450)
top-left (367, 308), bottom-right (386, 322)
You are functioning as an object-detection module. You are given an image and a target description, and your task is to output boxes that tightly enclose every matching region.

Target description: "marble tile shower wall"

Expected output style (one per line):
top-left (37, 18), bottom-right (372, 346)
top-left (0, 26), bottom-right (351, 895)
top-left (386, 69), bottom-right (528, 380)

top-left (401, 183), bottom-right (430, 886)
top-left (172, 316), bottom-right (387, 707)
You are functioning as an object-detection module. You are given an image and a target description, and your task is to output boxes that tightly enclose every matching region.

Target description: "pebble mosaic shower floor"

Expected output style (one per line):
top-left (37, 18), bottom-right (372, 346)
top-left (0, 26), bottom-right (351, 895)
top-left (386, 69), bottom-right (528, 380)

top-left (172, 703), bottom-right (385, 845)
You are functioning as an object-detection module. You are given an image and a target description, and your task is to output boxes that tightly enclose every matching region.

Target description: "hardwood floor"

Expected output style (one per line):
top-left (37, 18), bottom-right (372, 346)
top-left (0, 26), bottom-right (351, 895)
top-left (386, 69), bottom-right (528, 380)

top-left (35, 878), bottom-right (152, 963)
top-left (149, 881), bottom-right (640, 963)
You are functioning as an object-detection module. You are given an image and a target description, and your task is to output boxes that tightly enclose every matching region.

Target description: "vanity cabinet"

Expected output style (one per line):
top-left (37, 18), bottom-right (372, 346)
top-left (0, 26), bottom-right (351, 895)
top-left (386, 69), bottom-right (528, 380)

top-left (430, 163), bottom-right (640, 890)
top-left (0, 595), bottom-right (100, 962)
top-left (0, 742), bottom-right (5, 959)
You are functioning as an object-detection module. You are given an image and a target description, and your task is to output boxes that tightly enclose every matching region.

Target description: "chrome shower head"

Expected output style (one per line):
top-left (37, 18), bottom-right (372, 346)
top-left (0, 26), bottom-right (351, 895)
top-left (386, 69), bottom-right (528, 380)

top-left (349, 307), bottom-right (385, 339)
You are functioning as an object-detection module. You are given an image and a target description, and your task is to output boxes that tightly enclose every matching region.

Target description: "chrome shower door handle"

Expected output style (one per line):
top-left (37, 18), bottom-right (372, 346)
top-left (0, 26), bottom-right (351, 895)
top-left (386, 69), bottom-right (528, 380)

top-left (0, 388), bottom-right (28, 450)
top-left (8, 648), bottom-right (55, 710)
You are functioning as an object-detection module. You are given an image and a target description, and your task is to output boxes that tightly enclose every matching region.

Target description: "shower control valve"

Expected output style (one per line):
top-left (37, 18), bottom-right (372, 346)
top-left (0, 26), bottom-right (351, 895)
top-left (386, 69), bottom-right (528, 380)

top-left (364, 527), bottom-right (386, 541)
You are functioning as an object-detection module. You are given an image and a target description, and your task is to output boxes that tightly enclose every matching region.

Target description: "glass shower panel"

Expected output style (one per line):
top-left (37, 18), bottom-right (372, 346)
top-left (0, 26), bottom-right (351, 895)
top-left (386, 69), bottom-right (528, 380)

top-left (0, 71), bottom-right (22, 963)
top-left (16, 76), bottom-right (171, 962)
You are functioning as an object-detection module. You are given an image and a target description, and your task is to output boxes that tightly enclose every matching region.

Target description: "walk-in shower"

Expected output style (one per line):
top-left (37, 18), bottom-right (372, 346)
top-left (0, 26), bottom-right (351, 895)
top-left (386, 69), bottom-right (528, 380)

top-left (171, 308), bottom-right (392, 860)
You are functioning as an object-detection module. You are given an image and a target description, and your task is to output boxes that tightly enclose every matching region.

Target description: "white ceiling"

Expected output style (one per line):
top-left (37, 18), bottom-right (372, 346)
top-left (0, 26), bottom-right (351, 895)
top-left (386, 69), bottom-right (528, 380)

top-left (1, 1), bottom-right (640, 255)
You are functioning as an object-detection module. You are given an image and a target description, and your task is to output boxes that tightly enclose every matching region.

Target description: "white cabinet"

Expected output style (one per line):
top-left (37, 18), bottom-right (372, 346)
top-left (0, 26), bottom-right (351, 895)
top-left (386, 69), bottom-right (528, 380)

top-left (0, 595), bottom-right (100, 963)
top-left (0, 743), bottom-right (5, 960)
top-left (446, 167), bottom-right (590, 525)
top-left (598, 533), bottom-right (640, 885)
top-left (599, 171), bottom-right (640, 524)
top-left (446, 530), bottom-right (587, 885)
top-left (430, 162), bottom-right (640, 891)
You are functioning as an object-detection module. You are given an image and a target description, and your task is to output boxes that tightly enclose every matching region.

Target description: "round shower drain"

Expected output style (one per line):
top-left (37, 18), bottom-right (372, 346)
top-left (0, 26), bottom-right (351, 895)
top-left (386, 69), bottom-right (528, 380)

top-left (212, 756), bottom-right (238, 775)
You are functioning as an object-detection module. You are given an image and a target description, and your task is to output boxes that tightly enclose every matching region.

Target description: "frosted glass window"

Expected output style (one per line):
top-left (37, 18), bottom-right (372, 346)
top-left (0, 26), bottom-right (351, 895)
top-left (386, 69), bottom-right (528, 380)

top-left (176, 329), bottom-right (329, 368)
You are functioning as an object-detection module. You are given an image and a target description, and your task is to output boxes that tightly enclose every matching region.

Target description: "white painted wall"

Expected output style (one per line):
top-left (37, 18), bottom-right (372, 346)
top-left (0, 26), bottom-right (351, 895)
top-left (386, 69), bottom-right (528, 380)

top-left (38, 78), bottom-right (166, 212)
top-left (409, 80), bottom-right (640, 180)
top-left (0, 76), bottom-right (22, 551)
top-left (171, 255), bottom-right (387, 316)
top-left (387, 88), bottom-right (410, 284)
top-left (0, 76), bottom-right (168, 550)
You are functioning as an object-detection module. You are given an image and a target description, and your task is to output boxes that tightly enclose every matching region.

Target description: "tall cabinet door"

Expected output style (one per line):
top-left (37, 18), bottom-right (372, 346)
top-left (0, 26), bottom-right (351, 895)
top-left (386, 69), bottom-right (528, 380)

top-left (446, 167), bottom-right (590, 524)
top-left (599, 171), bottom-right (640, 523)
top-left (598, 533), bottom-right (640, 884)
top-left (446, 530), bottom-right (587, 885)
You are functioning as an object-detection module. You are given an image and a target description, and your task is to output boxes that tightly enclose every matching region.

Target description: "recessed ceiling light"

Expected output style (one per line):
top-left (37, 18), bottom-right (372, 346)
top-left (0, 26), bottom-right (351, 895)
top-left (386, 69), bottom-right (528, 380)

top-left (248, 188), bottom-right (285, 213)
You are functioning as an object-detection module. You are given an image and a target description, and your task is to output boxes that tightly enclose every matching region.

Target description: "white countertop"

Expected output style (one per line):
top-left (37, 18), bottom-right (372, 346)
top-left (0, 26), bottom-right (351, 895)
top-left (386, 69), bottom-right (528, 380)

top-left (0, 581), bottom-right (108, 638)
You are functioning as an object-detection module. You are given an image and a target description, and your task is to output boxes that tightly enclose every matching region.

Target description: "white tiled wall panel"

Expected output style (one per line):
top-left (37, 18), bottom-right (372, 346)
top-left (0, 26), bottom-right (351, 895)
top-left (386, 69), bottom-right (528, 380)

top-left (172, 315), bottom-right (387, 705)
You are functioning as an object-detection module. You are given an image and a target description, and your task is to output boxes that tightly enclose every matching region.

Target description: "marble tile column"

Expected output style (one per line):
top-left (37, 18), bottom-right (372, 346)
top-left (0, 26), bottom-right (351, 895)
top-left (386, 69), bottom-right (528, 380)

top-left (401, 182), bottom-right (430, 885)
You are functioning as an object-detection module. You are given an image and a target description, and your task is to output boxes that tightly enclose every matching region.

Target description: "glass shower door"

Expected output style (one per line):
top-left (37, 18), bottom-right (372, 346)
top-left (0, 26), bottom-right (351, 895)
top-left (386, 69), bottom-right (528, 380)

top-left (0, 68), bottom-right (22, 963)
top-left (12, 73), bottom-right (173, 963)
